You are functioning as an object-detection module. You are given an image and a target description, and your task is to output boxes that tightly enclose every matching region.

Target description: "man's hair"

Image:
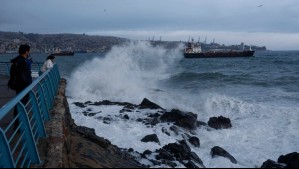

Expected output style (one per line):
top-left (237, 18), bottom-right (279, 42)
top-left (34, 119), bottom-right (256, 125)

top-left (18, 44), bottom-right (30, 55)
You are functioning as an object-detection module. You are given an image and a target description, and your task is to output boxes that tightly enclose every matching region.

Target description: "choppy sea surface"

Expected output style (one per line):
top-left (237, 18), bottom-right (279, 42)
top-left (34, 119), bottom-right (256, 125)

top-left (1, 42), bottom-right (298, 167)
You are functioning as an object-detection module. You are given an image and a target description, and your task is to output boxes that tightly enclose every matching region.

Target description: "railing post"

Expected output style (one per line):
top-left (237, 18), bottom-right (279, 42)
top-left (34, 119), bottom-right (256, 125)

top-left (29, 91), bottom-right (47, 138)
top-left (17, 103), bottom-right (41, 164)
top-left (0, 129), bottom-right (15, 168)
top-left (45, 75), bottom-right (55, 106)
top-left (48, 72), bottom-right (56, 97)
top-left (42, 78), bottom-right (52, 112)
top-left (37, 83), bottom-right (50, 121)
top-left (55, 65), bottom-right (61, 85)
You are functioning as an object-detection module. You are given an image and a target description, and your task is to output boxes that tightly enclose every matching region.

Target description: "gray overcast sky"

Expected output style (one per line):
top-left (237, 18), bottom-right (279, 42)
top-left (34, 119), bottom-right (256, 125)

top-left (1, 0), bottom-right (299, 50)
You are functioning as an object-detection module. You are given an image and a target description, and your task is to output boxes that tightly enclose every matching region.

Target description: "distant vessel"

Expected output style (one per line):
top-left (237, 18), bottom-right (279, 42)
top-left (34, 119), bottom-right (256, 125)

top-left (52, 51), bottom-right (74, 56)
top-left (184, 40), bottom-right (255, 58)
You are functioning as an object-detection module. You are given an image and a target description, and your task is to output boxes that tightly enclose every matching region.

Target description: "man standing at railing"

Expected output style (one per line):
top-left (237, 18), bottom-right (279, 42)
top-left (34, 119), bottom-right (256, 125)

top-left (10, 44), bottom-right (32, 128)
top-left (10, 44), bottom-right (33, 96)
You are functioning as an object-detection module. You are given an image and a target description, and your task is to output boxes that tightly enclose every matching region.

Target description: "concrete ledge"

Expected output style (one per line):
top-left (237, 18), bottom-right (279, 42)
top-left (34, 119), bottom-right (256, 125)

top-left (42, 78), bottom-right (70, 168)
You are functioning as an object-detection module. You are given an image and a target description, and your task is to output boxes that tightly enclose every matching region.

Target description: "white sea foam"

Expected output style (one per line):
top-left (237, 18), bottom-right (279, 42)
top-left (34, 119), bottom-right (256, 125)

top-left (69, 94), bottom-right (299, 168)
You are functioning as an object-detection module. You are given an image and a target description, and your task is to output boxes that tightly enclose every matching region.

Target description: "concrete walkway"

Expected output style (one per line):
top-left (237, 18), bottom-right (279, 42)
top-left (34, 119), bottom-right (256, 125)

top-left (0, 75), bottom-right (15, 108)
top-left (0, 75), bottom-right (16, 129)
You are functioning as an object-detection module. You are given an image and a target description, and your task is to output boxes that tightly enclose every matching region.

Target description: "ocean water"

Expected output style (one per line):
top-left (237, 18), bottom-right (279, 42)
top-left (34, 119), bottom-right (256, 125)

top-left (1, 42), bottom-right (298, 167)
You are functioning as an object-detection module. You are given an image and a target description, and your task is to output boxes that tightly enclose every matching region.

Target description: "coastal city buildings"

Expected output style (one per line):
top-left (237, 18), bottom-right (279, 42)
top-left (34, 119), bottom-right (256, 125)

top-left (0, 31), bottom-right (266, 54)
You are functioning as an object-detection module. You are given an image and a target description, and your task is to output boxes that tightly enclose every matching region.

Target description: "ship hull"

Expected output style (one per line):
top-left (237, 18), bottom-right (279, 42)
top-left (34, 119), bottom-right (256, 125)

top-left (52, 51), bottom-right (74, 56)
top-left (184, 50), bottom-right (255, 58)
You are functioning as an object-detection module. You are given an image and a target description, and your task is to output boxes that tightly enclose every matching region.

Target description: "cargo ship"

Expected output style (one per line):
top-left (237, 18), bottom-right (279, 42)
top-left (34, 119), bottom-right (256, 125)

top-left (51, 51), bottom-right (74, 56)
top-left (184, 41), bottom-right (255, 58)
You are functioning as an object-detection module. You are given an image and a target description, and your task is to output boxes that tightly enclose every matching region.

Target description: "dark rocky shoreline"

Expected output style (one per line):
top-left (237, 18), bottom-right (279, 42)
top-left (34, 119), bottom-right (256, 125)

top-left (71, 98), bottom-right (299, 168)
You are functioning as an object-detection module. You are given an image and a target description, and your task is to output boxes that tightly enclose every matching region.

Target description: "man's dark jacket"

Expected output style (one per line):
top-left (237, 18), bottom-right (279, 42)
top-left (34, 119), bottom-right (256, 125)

top-left (11, 55), bottom-right (32, 93)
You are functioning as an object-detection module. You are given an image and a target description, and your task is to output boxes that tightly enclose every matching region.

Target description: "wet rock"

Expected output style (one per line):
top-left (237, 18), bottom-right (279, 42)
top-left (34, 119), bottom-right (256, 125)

top-left (119, 109), bottom-right (124, 113)
top-left (278, 152), bottom-right (299, 168)
top-left (124, 104), bottom-right (136, 110)
top-left (84, 101), bottom-right (92, 104)
top-left (103, 117), bottom-right (112, 124)
top-left (103, 120), bottom-right (110, 124)
top-left (179, 140), bottom-right (191, 155)
top-left (189, 152), bottom-right (204, 167)
top-left (82, 111), bottom-right (89, 116)
top-left (136, 118), bottom-right (143, 122)
top-left (188, 136), bottom-right (200, 148)
top-left (211, 146), bottom-right (237, 164)
top-left (149, 159), bottom-right (162, 166)
top-left (208, 116), bottom-right (232, 129)
top-left (169, 125), bottom-right (180, 135)
top-left (143, 117), bottom-right (160, 126)
top-left (123, 114), bottom-right (130, 120)
top-left (160, 109), bottom-right (198, 130)
top-left (139, 98), bottom-right (164, 110)
top-left (261, 159), bottom-right (285, 168)
top-left (148, 113), bottom-right (161, 118)
top-left (196, 121), bottom-right (208, 127)
top-left (90, 100), bottom-right (137, 108)
top-left (141, 134), bottom-right (160, 144)
top-left (82, 111), bottom-right (98, 117)
top-left (92, 100), bottom-right (114, 106)
top-left (74, 126), bottom-right (111, 148)
top-left (141, 150), bottom-right (152, 158)
top-left (165, 161), bottom-right (177, 168)
top-left (69, 134), bottom-right (143, 168)
top-left (128, 148), bottom-right (134, 152)
top-left (161, 140), bottom-right (191, 161)
top-left (153, 139), bottom-right (204, 168)
top-left (143, 150), bottom-right (152, 155)
top-left (103, 117), bottom-right (112, 121)
top-left (156, 149), bottom-right (175, 161)
top-left (73, 102), bottom-right (86, 108)
top-left (184, 160), bottom-right (200, 168)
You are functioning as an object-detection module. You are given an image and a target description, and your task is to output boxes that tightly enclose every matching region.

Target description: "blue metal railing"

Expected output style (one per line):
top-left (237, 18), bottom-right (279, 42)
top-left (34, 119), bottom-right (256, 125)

top-left (0, 62), bottom-right (43, 78)
top-left (0, 64), bottom-right (61, 168)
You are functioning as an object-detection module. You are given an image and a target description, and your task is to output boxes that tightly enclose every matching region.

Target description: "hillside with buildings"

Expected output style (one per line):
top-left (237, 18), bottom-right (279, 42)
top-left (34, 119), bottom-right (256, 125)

top-left (0, 31), bottom-right (266, 54)
top-left (0, 31), bottom-right (129, 54)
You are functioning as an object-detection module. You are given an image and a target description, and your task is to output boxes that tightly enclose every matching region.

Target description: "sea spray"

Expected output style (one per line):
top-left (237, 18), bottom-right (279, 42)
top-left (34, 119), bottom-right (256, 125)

top-left (67, 41), bottom-right (183, 103)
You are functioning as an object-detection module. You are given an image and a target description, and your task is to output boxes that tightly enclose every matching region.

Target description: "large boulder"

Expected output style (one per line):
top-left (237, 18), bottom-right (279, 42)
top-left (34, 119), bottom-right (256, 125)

top-left (141, 134), bottom-right (160, 144)
top-left (261, 159), bottom-right (285, 168)
top-left (139, 98), bottom-right (163, 110)
top-left (160, 109), bottom-right (198, 130)
top-left (278, 152), bottom-right (299, 168)
top-left (188, 136), bottom-right (200, 148)
top-left (75, 126), bottom-right (111, 148)
top-left (208, 116), bottom-right (232, 129)
top-left (155, 140), bottom-right (204, 168)
top-left (210, 146), bottom-right (237, 164)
